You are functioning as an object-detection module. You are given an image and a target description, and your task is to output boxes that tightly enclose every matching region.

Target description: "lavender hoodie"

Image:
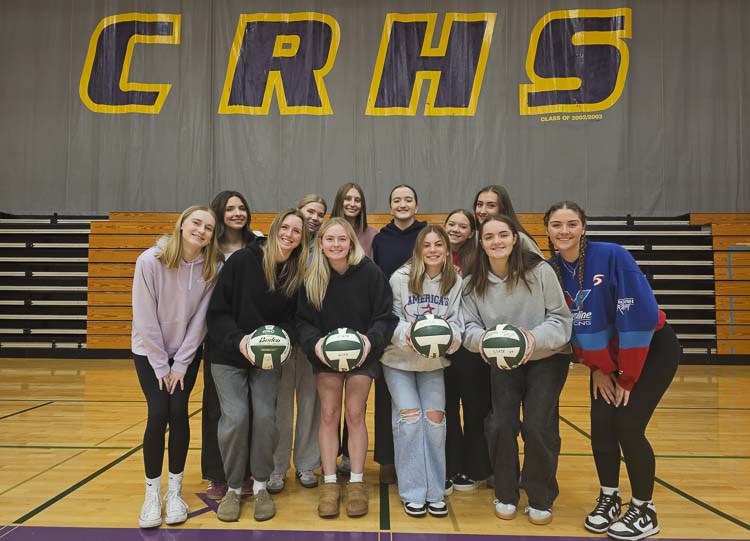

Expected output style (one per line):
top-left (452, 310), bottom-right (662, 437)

top-left (131, 239), bottom-right (218, 378)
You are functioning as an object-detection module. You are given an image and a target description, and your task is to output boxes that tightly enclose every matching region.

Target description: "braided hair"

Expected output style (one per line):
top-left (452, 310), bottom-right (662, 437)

top-left (544, 201), bottom-right (588, 312)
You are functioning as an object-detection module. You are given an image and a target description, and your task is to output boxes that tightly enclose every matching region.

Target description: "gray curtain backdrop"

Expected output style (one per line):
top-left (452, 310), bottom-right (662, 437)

top-left (0, 0), bottom-right (747, 214)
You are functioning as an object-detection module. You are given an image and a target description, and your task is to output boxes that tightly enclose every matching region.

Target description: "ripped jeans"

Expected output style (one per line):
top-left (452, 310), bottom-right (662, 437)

top-left (383, 366), bottom-right (446, 504)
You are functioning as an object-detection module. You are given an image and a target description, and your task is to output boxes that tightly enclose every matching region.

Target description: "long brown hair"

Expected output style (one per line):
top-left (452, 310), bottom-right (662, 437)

top-left (155, 206), bottom-right (221, 283)
top-left (261, 208), bottom-right (309, 297)
top-left (473, 185), bottom-right (536, 243)
top-left (464, 215), bottom-right (543, 298)
top-left (544, 200), bottom-right (588, 311)
top-left (407, 225), bottom-right (457, 297)
top-left (331, 182), bottom-right (368, 233)
top-left (210, 190), bottom-right (255, 246)
top-left (444, 209), bottom-right (477, 275)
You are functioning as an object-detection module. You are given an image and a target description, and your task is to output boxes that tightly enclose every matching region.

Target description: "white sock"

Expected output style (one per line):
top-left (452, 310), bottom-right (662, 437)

top-left (350, 472), bottom-right (364, 483)
top-left (227, 486), bottom-right (241, 495)
top-left (253, 480), bottom-right (267, 493)
top-left (145, 476), bottom-right (161, 495)
top-left (601, 486), bottom-right (618, 496)
top-left (167, 471), bottom-right (183, 494)
top-left (324, 474), bottom-right (337, 484)
top-left (631, 497), bottom-right (650, 507)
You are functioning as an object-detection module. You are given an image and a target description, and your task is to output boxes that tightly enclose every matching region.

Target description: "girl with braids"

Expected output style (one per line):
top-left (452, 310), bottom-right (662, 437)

top-left (132, 206), bottom-right (221, 528)
top-left (441, 210), bottom-right (492, 494)
top-left (202, 190), bottom-right (262, 501)
top-left (472, 185), bottom-right (542, 256)
top-left (330, 182), bottom-right (378, 258)
top-left (296, 218), bottom-right (397, 519)
top-left (381, 225), bottom-right (464, 517)
top-left (462, 215), bottom-right (572, 525)
top-left (545, 201), bottom-right (680, 541)
top-left (206, 208), bottom-right (308, 523)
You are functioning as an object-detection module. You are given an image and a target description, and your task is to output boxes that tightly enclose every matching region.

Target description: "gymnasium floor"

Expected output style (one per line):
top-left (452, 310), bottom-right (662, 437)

top-left (0, 359), bottom-right (747, 541)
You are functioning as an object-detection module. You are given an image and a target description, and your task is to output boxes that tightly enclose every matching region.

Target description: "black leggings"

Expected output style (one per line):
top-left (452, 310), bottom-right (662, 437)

top-left (134, 353), bottom-right (201, 479)
top-left (590, 325), bottom-right (680, 500)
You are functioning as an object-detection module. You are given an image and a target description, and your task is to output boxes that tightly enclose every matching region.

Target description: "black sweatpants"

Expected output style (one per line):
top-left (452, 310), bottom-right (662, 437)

top-left (134, 353), bottom-right (201, 479)
top-left (444, 346), bottom-right (492, 481)
top-left (590, 324), bottom-right (680, 501)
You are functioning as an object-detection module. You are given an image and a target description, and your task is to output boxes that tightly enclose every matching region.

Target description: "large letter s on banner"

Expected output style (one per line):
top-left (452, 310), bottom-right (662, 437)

top-left (519, 8), bottom-right (631, 115)
top-left (79, 13), bottom-right (180, 114)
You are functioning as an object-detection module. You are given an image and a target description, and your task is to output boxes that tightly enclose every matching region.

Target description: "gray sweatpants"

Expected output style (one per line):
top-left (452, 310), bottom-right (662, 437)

top-left (211, 362), bottom-right (280, 487)
top-left (272, 347), bottom-right (321, 474)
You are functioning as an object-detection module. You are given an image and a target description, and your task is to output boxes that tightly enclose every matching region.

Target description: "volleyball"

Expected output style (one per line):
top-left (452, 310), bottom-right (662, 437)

top-left (246, 325), bottom-right (291, 370)
top-left (481, 324), bottom-right (527, 370)
top-left (321, 328), bottom-right (365, 371)
top-left (410, 314), bottom-right (453, 358)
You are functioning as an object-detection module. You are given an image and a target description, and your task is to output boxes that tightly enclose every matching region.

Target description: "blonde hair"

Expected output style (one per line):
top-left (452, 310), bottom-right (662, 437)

top-left (155, 205), bottom-right (221, 283)
top-left (261, 209), bottom-right (309, 297)
top-left (407, 225), bottom-right (457, 297)
top-left (304, 217), bottom-right (365, 310)
top-left (297, 193), bottom-right (328, 214)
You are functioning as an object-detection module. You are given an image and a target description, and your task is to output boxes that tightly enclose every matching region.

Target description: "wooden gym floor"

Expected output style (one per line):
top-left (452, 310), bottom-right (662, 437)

top-left (0, 358), bottom-right (747, 541)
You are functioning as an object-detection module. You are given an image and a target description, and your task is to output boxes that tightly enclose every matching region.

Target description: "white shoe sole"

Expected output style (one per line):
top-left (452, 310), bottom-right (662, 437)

top-left (495, 509), bottom-right (517, 520)
top-left (607, 526), bottom-right (660, 541)
top-left (138, 516), bottom-right (162, 528)
top-left (444, 485), bottom-right (454, 496)
top-left (453, 484), bottom-right (479, 492)
top-left (585, 520), bottom-right (614, 534)
top-left (428, 506), bottom-right (448, 517)
top-left (165, 512), bottom-right (187, 525)
top-left (529, 513), bottom-right (553, 525)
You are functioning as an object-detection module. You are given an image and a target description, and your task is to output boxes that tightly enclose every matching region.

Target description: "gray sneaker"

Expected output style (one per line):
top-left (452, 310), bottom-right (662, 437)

top-left (296, 470), bottom-right (319, 488)
top-left (267, 473), bottom-right (285, 494)
top-left (217, 490), bottom-right (241, 522)
top-left (253, 489), bottom-right (276, 521)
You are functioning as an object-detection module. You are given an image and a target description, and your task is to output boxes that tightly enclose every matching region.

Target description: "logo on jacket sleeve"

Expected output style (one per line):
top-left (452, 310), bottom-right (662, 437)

top-left (617, 298), bottom-right (635, 314)
top-left (593, 274), bottom-right (605, 286)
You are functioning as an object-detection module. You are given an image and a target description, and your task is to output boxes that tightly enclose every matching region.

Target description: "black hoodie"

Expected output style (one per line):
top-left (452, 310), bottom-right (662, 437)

top-left (296, 257), bottom-right (398, 372)
top-left (206, 242), bottom-right (297, 369)
top-left (371, 219), bottom-right (427, 278)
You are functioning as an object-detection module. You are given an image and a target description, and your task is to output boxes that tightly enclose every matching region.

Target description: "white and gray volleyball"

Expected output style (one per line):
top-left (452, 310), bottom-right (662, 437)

top-left (246, 325), bottom-right (291, 369)
top-left (410, 314), bottom-right (454, 358)
top-left (481, 324), bottom-right (527, 370)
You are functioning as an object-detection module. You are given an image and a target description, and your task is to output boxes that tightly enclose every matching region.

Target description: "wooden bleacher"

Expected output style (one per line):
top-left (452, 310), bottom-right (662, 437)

top-left (86, 212), bottom-right (546, 349)
top-left (691, 214), bottom-right (750, 355)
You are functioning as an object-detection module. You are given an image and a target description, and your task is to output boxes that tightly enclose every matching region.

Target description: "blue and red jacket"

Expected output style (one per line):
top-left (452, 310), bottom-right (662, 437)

top-left (552, 241), bottom-right (666, 390)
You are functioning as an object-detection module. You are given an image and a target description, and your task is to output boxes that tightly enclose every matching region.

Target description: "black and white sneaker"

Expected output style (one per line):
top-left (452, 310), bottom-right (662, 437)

top-left (607, 501), bottom-right (659, 541)
top-left (584, 490), bottom-right (622, 533)
top-left (404, 501), bottom-right (427, 517)
top-left (444, 479), bottom-right (454, 496)
top-left (428, 500), bottom-right (448, 517)
top-left (452, 474), bottom-right (479, 492)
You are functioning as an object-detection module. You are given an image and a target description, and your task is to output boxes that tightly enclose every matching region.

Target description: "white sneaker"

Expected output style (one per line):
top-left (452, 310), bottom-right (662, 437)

top-left (164, 489), bottom-right (188, 525)
top-left (138, 491), bottom-right (162, 528)
top-left (607, 501), bottom-right (659, 541)
top-left (267, 472), bottom-right (285, 494)
top-left (525, 505), bottom-right (553, 525)
top-left (494, 500), bottom-right (517, 520)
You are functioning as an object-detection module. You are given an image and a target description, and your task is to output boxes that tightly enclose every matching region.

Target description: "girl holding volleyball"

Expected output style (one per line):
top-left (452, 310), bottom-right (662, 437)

top-left (132, 206), bottom-right (221, 528)
top-left (462, 215), bottom-right (572, 525)
top-left (545, 201), bottom-right (680, 540)
top-left (296, 217), bottom-right (397, 519)
top-left (381, 225), bottom-right (464, 517)
top-left (206, 208), bottom-right (308, 523)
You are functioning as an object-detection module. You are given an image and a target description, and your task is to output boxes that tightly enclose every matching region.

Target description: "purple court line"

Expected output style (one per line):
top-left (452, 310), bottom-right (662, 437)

top-left (0, 527), bottom-right (738, 541)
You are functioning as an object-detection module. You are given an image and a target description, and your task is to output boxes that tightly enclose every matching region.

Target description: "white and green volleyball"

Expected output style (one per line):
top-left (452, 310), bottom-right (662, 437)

top-left (481, 324), bottom-right (527, 370)
top-left (410, 314), bottom-right (453, 358)
top-left (322, 328), bottom-right (365, 372)
top-left (246, 325), bottom-right (291, 370)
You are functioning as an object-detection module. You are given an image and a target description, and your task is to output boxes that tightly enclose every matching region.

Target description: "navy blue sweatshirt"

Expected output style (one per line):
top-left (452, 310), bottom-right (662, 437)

top-left (206, 243), bottom-right (297, 369)
top-left (371, 220), bottom-right (427, 278)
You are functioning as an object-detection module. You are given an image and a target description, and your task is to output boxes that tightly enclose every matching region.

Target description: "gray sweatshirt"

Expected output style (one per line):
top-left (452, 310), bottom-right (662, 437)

top-left (462, 262), bottom-right (572, 360)
top-left (131, 240), bottom-right (218, 378)
top-left (381, 264), bottom-right (465, 371)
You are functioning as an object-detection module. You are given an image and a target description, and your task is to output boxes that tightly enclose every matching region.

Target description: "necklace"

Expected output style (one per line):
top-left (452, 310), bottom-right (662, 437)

top-left (561, 258), bottom-right (578, 278)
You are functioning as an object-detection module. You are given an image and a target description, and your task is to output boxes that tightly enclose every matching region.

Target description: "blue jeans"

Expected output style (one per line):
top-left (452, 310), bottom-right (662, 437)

top-left (383, 366), bottom-right (446, 504)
